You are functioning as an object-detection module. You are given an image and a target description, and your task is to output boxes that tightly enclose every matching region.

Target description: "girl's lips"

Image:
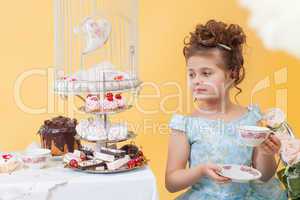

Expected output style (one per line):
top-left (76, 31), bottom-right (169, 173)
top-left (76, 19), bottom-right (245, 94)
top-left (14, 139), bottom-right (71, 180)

top-left (194, 88), bottom-right (207, 93)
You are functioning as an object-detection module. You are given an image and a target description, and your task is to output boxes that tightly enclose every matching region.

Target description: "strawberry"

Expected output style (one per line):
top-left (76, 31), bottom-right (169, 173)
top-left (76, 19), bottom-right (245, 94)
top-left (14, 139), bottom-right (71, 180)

top-left (114, 75), bottom-right (124, 81)
top-left (106, 93), bottom-right (114, 101)
top-left (69, 159), bottom-right (79, 168)
top-left (107, 96), bottom-right (114, 102)
top-left (115, 93), bottom-right (122, 100)
top-left (2, 154), bottom-right (13, 160)
top-left (105, 93), bottom-right (113, 98)
top-left (127, 160), bottom-right (136, 169)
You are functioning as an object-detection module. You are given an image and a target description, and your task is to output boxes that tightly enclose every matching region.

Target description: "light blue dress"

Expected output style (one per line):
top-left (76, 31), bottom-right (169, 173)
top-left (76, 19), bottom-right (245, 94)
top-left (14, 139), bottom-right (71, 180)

top-left (169, 105), bottom-right (288, 200)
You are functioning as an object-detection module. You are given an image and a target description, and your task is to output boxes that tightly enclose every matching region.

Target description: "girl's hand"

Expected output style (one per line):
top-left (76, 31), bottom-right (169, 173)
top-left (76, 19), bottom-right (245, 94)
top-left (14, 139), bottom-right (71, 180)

top-left (256, 134), bottom-right (281, 156)
top-left (200, 163), bottom-right (231, 184)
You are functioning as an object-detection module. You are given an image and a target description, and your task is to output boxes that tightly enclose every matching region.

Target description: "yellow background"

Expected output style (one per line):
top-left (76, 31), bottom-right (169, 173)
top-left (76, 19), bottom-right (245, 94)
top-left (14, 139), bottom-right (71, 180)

top-left (1, 0), bottom-right (300, 199)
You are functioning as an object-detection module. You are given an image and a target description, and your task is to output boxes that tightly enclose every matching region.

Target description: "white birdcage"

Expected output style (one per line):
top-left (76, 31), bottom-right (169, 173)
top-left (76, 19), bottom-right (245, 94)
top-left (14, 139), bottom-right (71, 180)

top-left (53, 0), bottom-right (140, 94)
top-left (50, 1), bottom-right (148, 174)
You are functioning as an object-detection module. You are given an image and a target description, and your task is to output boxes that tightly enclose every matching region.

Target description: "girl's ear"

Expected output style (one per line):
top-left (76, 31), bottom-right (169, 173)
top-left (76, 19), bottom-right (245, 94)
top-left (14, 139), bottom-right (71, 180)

top-left (225, 70), bottom-right (234, 80)
top-left (230, 71), bottom-right (235, 79)
top-left (229, 68), bottom-right (239, 81)
top-left (225, 70), bottom-right (236, 87)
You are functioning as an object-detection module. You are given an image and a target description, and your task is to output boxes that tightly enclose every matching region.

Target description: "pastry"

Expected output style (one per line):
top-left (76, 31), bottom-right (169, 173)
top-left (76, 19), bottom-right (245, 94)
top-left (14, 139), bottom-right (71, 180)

top-left (100, 147), bottom-right (126, 158)
top-left (120, 144), bottom-right (139, 159)
top-left (38, 116), bottom-right (81, 156)
top-left (106, 155), bottom-right (130, 171)
top-left (76, 119), bottom-right (128, 141)
top-left (0, 154), bottom-right (22, 173)
top-left (54, 61), bottom-right (140, 93)
top-left (85, 95), bottom-right (101, 112)
top-left (94, 152), bottom-right (115, 162)
top-left (84, 93), bottom-right (127, 113)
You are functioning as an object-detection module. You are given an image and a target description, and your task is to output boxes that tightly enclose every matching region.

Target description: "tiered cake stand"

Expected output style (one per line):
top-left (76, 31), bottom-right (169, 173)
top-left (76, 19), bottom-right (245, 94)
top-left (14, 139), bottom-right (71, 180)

top-left (56, 72), bottom-right (145, 174)
top-left (75, 74), bottom-right (140, 150)
top-left (52, 0), bottom-right (142, 173)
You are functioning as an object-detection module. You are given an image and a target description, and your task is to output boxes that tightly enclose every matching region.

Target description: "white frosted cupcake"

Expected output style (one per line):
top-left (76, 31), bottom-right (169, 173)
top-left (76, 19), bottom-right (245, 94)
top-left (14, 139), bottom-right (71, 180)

top-left (76, 118), bottom-right (107, 141)
top-left (108, 123), bottom-right (128, 140)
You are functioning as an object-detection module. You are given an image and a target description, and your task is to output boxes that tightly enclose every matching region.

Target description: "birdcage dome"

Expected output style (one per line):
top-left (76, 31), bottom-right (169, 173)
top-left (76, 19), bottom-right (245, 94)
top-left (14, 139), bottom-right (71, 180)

top-left (53, 0), bottom-right (140, 94)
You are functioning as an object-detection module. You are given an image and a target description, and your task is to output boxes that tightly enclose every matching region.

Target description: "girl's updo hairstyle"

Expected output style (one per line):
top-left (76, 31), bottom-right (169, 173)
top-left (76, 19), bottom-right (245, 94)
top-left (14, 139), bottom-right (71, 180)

top-left (183, 19), bottom-right (246, 98)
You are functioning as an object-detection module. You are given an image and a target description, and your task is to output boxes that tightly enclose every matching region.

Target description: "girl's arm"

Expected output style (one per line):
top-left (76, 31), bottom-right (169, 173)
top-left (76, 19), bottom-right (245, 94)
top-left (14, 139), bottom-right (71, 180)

top-left (252, 135), bottom-right (281, 182)
top-left (165, 129), bottom-right (230, 193)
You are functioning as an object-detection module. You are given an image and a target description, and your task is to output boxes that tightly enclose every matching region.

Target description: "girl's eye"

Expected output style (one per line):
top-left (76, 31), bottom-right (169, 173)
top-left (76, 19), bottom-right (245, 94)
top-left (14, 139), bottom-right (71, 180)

top-left (202, 71), bottom-right (212, 77)
top-left (189, 72), bottom-right (196, 78)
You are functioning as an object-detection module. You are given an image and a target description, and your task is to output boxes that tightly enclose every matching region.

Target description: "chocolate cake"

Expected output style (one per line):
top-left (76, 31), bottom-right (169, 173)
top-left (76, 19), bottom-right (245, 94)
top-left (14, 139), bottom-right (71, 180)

top-left (120, 144), bottom-right (139, 159)
top-left (38, 116), bottom-right (81, 156)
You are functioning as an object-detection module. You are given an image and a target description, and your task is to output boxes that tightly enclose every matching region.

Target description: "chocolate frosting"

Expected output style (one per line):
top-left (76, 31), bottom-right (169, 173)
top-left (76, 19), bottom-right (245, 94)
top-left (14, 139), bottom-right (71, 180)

top-left (38, 116), bottom-right (80, 153)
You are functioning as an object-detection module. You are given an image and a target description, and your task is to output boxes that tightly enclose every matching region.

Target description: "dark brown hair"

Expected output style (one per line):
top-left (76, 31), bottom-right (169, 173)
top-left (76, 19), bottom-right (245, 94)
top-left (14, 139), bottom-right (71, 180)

top-left (183, 19), bottom-right (246, 100)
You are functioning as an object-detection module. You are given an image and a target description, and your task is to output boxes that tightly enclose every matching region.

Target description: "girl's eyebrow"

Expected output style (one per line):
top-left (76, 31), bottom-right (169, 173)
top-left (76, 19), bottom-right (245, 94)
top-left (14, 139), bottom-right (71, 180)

top-left (199, 67), bottom-right (213, 71)
top-left (188, 66), bottom-right (213, 71)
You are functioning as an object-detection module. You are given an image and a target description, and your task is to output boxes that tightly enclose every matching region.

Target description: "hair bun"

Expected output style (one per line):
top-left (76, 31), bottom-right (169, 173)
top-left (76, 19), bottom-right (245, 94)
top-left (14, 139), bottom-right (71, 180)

top-left (226, 24), bottom-right (246, 47)
top-left (188, 20), bottom-right (246, 49)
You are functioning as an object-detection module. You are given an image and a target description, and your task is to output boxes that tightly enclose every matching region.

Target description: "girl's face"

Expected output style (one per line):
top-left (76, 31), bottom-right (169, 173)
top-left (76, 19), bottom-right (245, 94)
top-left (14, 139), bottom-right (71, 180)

top-left (187, 51), bottom-right (233, 101)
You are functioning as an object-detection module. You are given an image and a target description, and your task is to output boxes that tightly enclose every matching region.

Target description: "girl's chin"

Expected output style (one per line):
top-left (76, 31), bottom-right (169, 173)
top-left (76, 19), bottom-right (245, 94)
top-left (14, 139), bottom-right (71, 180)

top-left (194, 94), bottom-right (219, 100)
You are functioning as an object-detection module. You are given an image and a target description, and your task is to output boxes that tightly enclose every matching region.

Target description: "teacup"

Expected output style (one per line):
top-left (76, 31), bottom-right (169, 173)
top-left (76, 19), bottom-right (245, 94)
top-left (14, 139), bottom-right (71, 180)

top-left (238, 125), bottom-right (271, 147)
top-left (22, 148), bottom-right (51, 169)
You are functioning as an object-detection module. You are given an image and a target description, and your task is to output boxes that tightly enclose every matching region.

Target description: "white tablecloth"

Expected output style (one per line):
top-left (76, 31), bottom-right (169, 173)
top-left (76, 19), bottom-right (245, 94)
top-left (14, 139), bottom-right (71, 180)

top-left (0, 161), bottom-right (159, 200)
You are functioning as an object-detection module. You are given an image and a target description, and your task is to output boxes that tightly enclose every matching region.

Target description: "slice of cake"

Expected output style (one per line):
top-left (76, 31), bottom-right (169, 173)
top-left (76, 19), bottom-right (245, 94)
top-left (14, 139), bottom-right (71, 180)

top-left (106, 155), bottom-right (131, 171)
top-left (0, 154), bottom-right (22, 173)
top-left (100, 147), bottom-right (126, 159)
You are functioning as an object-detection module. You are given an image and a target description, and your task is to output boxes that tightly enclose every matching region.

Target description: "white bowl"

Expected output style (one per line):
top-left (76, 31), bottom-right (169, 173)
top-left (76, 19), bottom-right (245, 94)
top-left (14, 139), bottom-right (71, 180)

top-left (238, 126), bottom-right (271, 147)
top-left (22, 148), bottom-right (51, 169)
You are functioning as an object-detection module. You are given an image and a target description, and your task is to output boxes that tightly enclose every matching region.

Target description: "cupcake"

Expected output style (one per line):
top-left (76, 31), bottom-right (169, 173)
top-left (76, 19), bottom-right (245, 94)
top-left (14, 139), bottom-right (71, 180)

top-left (114, 93), bottom-right (126, 109)
top-left (101, 93), bottom-right (118, 112)
top-left (85, 94), bottom-right (100, 112)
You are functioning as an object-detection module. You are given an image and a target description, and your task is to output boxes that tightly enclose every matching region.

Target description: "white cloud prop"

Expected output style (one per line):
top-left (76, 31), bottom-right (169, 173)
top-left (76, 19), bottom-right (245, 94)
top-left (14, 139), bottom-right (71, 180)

top-left (239, 0), bottom-right (300, 58)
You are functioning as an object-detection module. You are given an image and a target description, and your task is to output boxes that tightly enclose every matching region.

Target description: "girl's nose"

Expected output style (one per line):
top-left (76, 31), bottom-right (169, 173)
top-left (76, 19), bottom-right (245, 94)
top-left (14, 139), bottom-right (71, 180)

top-left (193, 79), bottom-right (203, 86)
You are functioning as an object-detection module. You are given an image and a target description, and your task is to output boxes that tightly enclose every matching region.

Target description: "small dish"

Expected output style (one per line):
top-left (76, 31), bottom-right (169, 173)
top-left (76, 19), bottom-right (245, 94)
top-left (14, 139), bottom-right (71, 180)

top-left (217, 164), bottom-right (262, 183)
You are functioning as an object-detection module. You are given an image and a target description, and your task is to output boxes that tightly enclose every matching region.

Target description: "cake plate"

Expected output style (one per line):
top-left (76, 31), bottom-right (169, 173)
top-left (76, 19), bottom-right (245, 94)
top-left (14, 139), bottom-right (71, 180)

top-left (71, 165), bottom-right (146, 174)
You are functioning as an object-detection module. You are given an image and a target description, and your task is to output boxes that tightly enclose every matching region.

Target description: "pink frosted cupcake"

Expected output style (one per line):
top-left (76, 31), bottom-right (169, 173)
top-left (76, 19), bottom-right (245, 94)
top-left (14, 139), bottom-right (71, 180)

top-left (101, 93), bottom-right (118, 112)
top-left (85, 95), bottom-right (100, 112)
top-left (114, 93), bottom-right (126, 109)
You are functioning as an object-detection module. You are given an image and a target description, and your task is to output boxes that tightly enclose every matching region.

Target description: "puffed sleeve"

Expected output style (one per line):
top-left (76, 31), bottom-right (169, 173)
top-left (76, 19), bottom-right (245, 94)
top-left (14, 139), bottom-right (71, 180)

top-left (169, 114), bottom-right (187, 133)
top-left (249, 104), bottom-right (263, 122)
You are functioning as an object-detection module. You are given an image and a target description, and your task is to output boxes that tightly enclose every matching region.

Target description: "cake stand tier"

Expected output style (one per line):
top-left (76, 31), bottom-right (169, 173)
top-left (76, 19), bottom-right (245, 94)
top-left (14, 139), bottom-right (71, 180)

top-left (79, 105), bottom-right (133, 115)
top-left (76, 131), bottom-right (137, 144)
top-left (54, 80), bottom-right (142, 95)
top-left (71, 165), bottom-right (146, 174)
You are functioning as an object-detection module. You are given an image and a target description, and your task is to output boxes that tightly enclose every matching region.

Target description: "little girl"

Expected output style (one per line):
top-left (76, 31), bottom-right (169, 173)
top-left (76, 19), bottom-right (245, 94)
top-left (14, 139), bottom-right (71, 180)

top-left (165, 20), bottom-right (288, 200)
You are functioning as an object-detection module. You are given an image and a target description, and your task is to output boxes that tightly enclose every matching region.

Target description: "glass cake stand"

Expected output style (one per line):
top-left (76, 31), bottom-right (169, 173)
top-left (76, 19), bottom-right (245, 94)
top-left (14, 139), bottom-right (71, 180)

top-left (57, 73), bottom-right (146, 174)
